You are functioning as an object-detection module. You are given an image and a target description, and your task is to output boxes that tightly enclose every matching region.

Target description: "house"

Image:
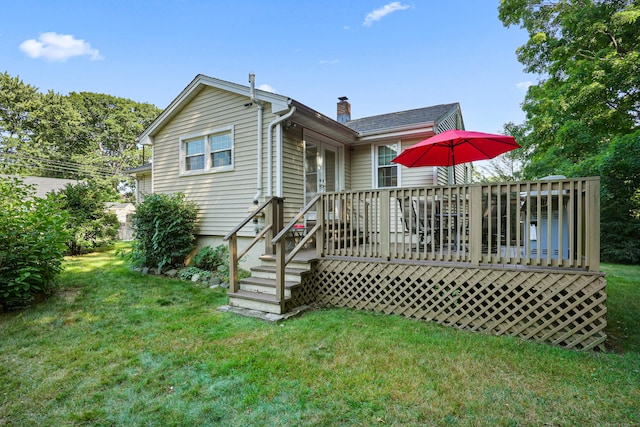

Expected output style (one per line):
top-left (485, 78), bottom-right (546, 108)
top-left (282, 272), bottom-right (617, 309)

top-left (105, 202), bottom-right (136, 241)
top-left (134, 74), bottom-right (467, 263)
top-left (135, 74), bottom-right (606, 351)
top-left (1, 175), bottom-right (81, 198)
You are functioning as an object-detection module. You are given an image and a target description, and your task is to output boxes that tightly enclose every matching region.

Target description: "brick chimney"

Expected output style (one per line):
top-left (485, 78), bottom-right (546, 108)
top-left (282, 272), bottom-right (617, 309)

top-left (337, 97), bottom-right (351, 123)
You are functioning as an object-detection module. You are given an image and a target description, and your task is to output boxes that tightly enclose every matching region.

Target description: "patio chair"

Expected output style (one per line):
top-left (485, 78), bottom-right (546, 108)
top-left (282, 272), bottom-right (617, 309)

top-left (398, 197), bottom-right (438, 250)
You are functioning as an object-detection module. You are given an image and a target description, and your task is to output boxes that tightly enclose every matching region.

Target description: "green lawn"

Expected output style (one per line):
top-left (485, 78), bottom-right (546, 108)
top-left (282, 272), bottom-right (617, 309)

top-left (1, 248), bottom-right (638, 426)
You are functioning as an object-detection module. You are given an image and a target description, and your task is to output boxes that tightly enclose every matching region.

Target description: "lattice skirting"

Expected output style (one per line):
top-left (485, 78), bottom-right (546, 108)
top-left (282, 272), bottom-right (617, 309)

top-left (303, 259), bottom-right (607, 351)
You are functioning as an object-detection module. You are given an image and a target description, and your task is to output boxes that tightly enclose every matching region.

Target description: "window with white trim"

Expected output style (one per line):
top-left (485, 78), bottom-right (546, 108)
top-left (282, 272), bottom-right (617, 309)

top-left (180, 127), bottom-right (233, 174)
top-left (375, 143), bottom-right (399, 188)
top-left (185, 138), bottom-right (205, 171)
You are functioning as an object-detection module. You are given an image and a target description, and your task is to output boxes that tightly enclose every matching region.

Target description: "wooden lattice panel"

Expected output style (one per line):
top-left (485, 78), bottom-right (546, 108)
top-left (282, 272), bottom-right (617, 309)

top-left (309, 259), bottom-right (607, 351)
top-left (286, 281), bottom-right (318, 312)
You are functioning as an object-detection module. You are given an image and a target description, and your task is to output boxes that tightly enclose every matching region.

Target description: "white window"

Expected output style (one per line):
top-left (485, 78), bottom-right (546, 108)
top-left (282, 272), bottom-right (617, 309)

top-left (185, 138), bottom-right (205, 171)
top-left (180, 126), bottom-right (233, 175)
top-left (374, 143), bottom-right (399, 188)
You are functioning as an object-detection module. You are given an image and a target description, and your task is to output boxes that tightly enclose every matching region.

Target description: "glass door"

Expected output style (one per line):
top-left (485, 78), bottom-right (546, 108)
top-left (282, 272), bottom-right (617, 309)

top-left (305, 142), bottom-right (338, 219)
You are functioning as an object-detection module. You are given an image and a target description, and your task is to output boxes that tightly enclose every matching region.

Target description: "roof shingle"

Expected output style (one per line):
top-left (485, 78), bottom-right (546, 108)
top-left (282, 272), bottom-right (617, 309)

top-left (344, 103), bottom-right (459, 133)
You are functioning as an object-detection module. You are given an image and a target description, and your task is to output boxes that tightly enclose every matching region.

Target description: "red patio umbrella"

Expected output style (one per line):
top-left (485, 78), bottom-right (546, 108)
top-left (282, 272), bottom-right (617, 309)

top-left (391, 129), bottom-right (520, 182)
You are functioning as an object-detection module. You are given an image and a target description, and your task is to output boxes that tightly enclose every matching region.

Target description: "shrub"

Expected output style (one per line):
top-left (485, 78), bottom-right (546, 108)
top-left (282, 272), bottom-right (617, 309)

top-left (177, 266), bottom-right (212, 282)
top-left (53, 182), bottom-right (120, 255)
top-left (130, 193), bottom-right (198, 272)
top-left (0, 178), bottom-right (69, 310)
top-left (188, 244), bottom-right (249, 284)
top-left (191, 245), bottom-right (228, 271)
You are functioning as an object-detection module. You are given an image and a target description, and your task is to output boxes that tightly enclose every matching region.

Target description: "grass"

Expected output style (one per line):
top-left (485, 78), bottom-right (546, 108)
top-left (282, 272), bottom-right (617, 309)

top-left (1, 247), bottom-right (638, 426)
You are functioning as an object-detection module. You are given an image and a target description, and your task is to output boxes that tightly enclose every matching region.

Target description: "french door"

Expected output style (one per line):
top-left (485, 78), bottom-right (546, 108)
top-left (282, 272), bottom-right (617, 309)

top-left (305, 141), bottom-right (339, 219)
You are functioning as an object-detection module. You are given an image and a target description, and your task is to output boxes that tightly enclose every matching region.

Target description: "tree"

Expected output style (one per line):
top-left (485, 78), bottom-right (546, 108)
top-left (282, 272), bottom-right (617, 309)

top-left (0, 72), bottom-right (41, 168)
top-left (0, 72), bottom-right (161, 186)
top-left (499, 0), bottom-right (640, 168)
top-left (52, 182), bottom-right (120, 255)
top-left (67, 92), bottom-right (161, 190)
top-left (499, 0), bottom-right (640, 263)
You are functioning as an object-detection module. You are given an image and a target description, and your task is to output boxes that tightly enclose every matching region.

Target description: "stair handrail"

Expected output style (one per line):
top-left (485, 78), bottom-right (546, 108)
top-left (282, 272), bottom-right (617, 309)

top-left (272, 194), bottom-right (322, 262)
top-left (224, 196), bottom-right (280, 293)
top-left (224, 196), bottom-right (277, 241)
top-left (271, 195), bottom-right (322, 312)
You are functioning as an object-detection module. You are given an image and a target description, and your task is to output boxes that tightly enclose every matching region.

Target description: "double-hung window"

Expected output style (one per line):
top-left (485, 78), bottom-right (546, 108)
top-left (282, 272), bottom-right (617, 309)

top-left (375, 143), bottom-right (399, 188)
top-left (180, 126), bottom-right (233, 175)
top-left (185, 138), bottom-right (205, 171)
top-left (210, 132), bottom-right (232, 168)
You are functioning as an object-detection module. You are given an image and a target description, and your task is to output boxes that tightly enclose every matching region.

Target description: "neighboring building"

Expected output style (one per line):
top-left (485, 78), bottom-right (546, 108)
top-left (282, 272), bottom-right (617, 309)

top-left (105, 202), bottom-right (136, 241)
top-left (132, 74), bottom-right (467, 264)
top-left (1, 175), bottom-right (81, 198)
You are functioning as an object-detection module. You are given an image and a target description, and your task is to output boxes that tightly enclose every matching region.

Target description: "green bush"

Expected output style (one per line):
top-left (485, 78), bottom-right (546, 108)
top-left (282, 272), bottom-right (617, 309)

top-left (191, 245), bottom-right (228, 271)
top-left (130, 193), bottom-right (198, 272)
top-left (177, 266), bottom-right (212, 282)
top-left (0, 178), bottom-right (69, 310)
top-left (53, 182), bottom-right (120, 255)
top-left (188, 244), bottom-right (249, 284)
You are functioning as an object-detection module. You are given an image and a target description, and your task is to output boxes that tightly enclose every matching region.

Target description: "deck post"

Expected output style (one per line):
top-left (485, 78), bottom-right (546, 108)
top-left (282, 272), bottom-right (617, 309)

top-left (380, 191), bottom-right (391, 260)
top-left (316, 196), bottom-right (325, 258)
top-left (586, 179), bottom-right (600, 272)
top-left (272, 197), bottom-right (286, 312)
top-left (470, 185), bottom-right (482, 266)
top-left (275, 235), bottom-right (286, 312)
top-left (228, 234), bottom-right (238, 293)
top-left (264, 200), bottom-right (275, 255)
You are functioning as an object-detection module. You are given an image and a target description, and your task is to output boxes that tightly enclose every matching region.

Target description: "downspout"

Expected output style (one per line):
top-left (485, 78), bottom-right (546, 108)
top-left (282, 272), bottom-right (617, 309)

top-left (249, 73), bottom-right (264, 203)
top-left (267, 105), bottom-right (296, 197)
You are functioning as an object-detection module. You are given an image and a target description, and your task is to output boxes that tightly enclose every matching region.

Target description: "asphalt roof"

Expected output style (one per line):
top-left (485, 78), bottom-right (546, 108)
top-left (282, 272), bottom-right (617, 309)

top-left (344, 103), bottom-right (459, 134)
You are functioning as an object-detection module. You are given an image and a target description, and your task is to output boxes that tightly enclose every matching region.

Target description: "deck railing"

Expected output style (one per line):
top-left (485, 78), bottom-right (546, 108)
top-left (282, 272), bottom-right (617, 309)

top-left (317, 177), bottom-right (600, 271)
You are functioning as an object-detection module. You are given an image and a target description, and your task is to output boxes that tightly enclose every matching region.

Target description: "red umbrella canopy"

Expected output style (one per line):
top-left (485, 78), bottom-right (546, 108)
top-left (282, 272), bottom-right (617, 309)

top-left (391, 129), bottom-right (520, 168)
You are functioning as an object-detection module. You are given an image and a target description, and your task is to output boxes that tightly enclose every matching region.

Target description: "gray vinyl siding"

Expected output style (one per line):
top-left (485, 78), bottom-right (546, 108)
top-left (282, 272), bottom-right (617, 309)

top-left (151, 86), bottom-right (280, 238)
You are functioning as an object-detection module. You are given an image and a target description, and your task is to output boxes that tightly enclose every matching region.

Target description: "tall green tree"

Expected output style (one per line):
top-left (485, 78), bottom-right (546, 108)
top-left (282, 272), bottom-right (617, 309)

top-left (67, 92), bottom-right (160, 188)
top-left (499, 0), bottom-right (640, 175)
top-left (0, 72), bottom-right (41, 165)
top-left (499, 0), bottom-right (640, 263)
top-left (0, 72), bottom-right (161, 188)
top-left (52, 181), bottom-right (120, 255)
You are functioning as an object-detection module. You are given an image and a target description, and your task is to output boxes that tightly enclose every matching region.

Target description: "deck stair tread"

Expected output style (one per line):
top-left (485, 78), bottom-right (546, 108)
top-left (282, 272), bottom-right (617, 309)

top-left (228, 290), bottom-right (283, 304)
top-left (251, 265), bottom-right (309, 276)
top-left (240, 276), bottom-right (300, 289)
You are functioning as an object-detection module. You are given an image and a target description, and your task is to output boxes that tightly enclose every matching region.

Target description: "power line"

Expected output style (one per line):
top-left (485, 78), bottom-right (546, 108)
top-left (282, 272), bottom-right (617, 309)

top-left (1, 152), bottom-right (132, 179)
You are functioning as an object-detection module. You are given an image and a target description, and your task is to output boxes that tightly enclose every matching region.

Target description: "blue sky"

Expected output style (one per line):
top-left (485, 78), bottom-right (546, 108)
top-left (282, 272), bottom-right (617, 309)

top-left (1, 0), bottom-right (533, 134)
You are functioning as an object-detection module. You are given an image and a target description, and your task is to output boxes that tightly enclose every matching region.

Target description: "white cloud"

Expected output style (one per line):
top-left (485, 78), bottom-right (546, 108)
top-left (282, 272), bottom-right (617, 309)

top-left (258, 83), bottom-right (276, 93)
top-left (516, 81), bottom-right (533, 92)
top-left (319, 59), bottom-right (340, 65)
top-left (19, 32), bottom-right (103, 62)
top-left (363, 2), bottom-right (411, 27)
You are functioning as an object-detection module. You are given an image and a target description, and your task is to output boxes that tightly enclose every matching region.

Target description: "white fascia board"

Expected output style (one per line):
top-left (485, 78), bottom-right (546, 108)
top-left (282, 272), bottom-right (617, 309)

top-left (137, 74), bottom-right (291, 143)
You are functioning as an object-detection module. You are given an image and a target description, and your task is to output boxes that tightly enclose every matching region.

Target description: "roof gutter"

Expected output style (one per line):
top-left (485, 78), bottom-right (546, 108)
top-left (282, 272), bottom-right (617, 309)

top-left (267, 104), bottom-right (296, 197)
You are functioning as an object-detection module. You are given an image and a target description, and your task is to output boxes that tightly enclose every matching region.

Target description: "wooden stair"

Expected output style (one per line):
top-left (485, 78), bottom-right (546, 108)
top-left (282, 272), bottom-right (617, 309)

top-left (227, 253), bottom-right (315, 314)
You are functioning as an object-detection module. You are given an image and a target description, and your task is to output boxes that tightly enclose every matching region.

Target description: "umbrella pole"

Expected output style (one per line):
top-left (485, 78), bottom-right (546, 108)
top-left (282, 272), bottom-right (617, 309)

top-left (451, 145), bottom-right (456, 184)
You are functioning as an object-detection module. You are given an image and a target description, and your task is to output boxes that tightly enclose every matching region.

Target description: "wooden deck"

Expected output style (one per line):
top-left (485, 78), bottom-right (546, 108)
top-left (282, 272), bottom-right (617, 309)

top-left (225, 177), bottom-right (607, 351)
